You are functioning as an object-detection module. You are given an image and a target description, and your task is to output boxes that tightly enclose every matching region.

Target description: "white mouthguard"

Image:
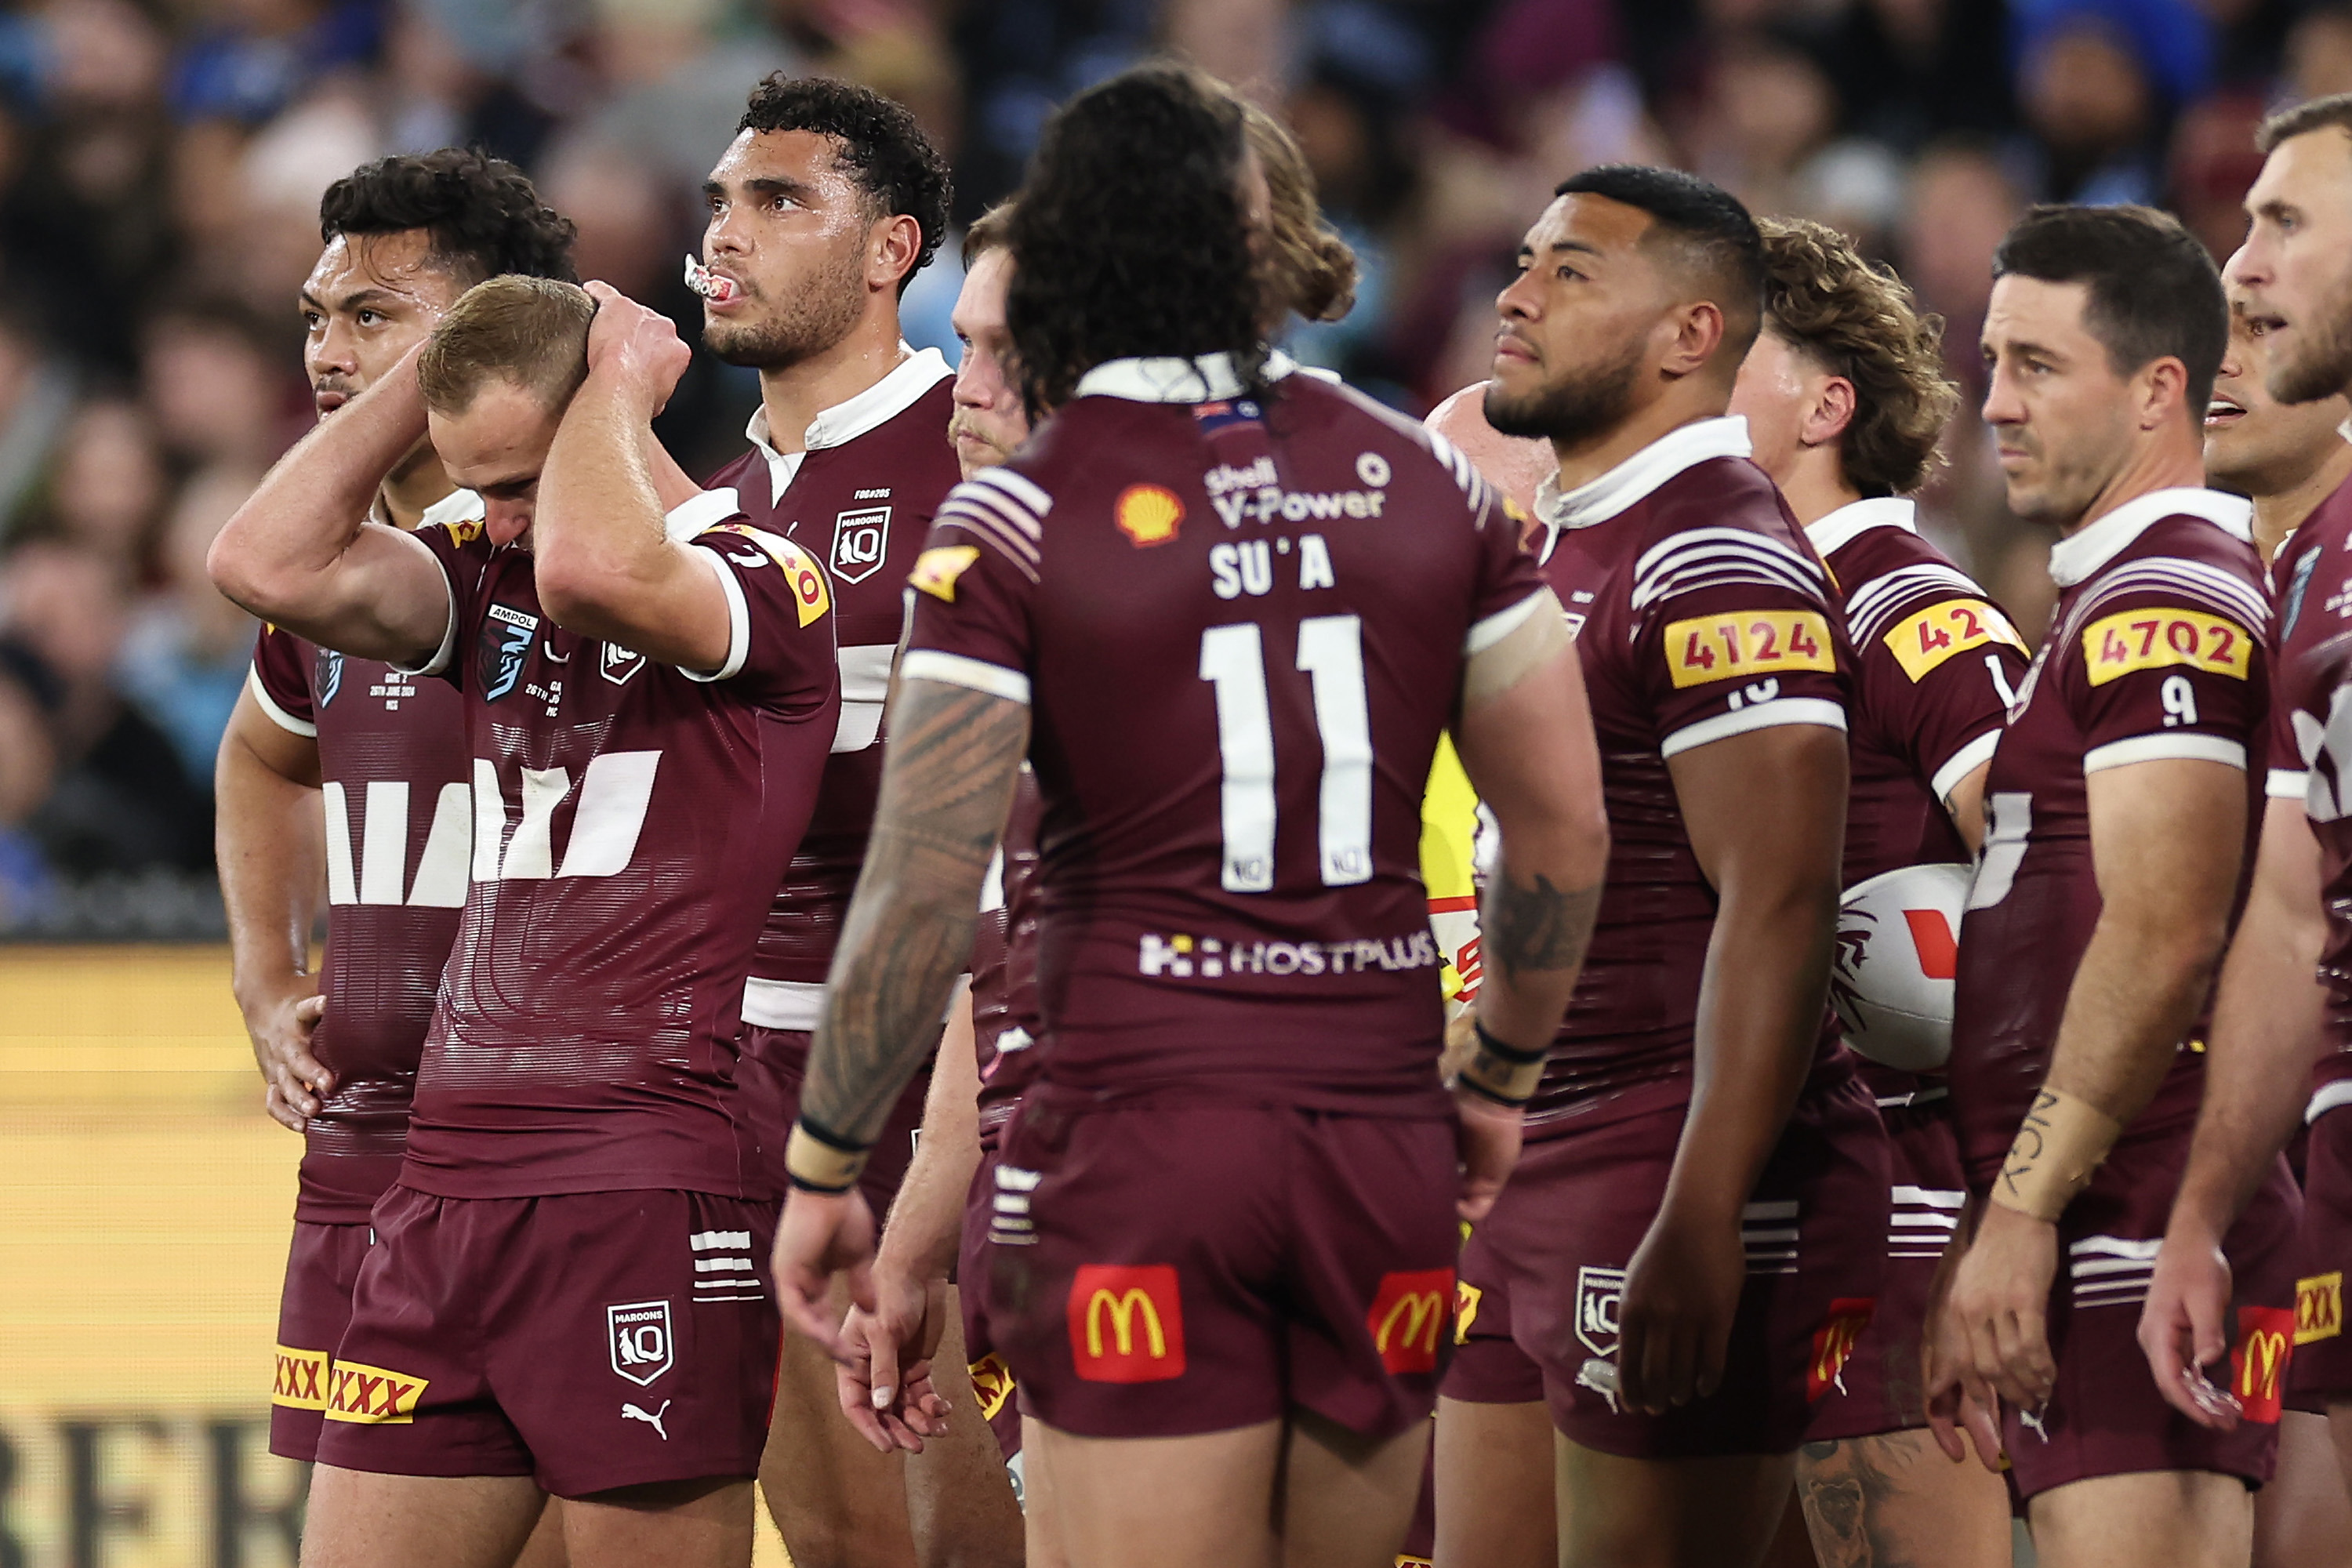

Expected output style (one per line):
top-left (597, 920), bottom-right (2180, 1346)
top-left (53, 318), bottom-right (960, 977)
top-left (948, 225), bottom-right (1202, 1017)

top-left (683, 253), bottom-right (737, 303)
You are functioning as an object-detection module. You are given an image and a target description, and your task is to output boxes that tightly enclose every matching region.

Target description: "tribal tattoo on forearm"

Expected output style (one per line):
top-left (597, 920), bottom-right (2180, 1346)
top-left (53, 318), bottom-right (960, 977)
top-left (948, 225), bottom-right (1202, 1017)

top-left (1483, 869), bottom-right (1602, 983)
top-left (803, 677), bottom-right (1030, 1145)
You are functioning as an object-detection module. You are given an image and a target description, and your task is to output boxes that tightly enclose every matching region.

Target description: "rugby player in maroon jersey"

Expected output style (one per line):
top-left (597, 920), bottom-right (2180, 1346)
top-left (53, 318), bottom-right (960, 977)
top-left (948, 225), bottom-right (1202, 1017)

top-left (2141, 93), bottom-right (2352, 1530)
top-left (1726, 216), bottom-right (2021, 1567)
top-left (1926, 205), bottom-right (2290, 1568)
top-left (214, 150), bottom-right (579, 1562)
top-left (1436, 166), bottom-right (1886, 1568)
top-left (689, 74), bottom-right (1000, 1568)
top-left (770, 63), bottom-right (1610, 1567)
top-left (209, 277), bottom-right (840, 1567)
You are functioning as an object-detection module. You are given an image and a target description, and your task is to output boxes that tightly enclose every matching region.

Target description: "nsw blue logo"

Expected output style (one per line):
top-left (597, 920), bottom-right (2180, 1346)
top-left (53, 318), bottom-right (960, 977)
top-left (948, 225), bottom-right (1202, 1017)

top-left (478, 603), bottom-right (541, 702)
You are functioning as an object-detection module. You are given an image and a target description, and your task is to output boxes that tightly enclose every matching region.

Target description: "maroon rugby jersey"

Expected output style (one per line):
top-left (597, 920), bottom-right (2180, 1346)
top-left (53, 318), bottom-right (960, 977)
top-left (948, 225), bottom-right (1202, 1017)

top-left (2262, 474), bottom-right (2352, 1112)
top-left (702, 350), bottom-right (961, 1033)
top-left (1813, 497), bottom-right (2030, 1106)
top-left (1949, 488), bottom-right (2268, 1186)
top-left (1526, 416), bottom-right (1854, 1135)
top-left (972, 771), bottom-right (1044, 1151)
top-left (903, 354), bottom-right (1544, 1108)
top-left (249, 489), bottom-right (481, 1223)
top-left (396, 492), bottom-right (839, 1197)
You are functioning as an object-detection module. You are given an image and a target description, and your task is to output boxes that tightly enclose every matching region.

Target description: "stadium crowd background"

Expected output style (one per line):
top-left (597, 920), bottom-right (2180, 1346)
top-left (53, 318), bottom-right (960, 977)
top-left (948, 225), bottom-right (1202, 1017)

top-left (0, 0), bottom-right (2341, 938)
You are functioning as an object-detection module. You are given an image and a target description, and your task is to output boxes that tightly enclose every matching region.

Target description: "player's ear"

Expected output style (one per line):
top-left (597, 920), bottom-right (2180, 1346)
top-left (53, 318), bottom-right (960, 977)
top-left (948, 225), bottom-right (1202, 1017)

top-left (1661, 299), bottom-right (1726, 380)
top-left (2136, 355), bottom-right (2190, 432)
top-left (1806, 376), bottom-right (1857, 448)
top-left (871, 213), bottom-right (923, 294)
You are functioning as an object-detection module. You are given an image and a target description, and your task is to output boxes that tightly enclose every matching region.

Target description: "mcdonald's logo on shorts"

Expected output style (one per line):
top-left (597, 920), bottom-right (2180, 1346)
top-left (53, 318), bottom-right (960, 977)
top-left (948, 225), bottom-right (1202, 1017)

top-left (2297, 1272), bottom-right (2343, 1345)
top-left (1368, 1269), bottom-right (1454, 1374)
top-left (323, 1359), bottom-right (430, 1425)
top-left (1068, 1265), bottom-right (1185, 1384)
top-left (2231, 1305), bottom-right (2296, 1425)
top-left (968, 1352), bottom-right (1016, 1421)
top-left (1806, 1298), bottom-right (1876, 1402)
top-left (271, 1345), bottom-right (328, 1410)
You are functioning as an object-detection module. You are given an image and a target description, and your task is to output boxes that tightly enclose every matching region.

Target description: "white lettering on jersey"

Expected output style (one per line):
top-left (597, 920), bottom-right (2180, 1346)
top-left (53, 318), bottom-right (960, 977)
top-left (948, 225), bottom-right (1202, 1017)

top-left (468, 751), bottom-right (663, 882)
top-left (322, 779), bottom-right (473, 907)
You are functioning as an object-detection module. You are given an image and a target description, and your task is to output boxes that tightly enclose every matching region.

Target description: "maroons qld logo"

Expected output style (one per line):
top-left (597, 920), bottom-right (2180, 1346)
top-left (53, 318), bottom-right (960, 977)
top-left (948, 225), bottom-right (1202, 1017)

top-left (478, 603), bottom-right (539, 702)
top-left (608, 1300), bottom-right (674, 1387)
top-left (830, 506), bottom-right (891, 586)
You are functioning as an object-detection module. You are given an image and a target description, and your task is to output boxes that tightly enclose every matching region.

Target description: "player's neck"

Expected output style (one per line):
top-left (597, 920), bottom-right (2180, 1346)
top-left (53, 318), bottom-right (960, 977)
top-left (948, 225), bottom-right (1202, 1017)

top-left (2250, 439), bottom-right (2352, 562)
top-left (377, 445), bottom-right (459, 531)
top-left (2060, 428), bottom-right (2209, 539)
top-left (1772, 445), bottom-right (1863, 528)
top-left (1548, 387), bottom-right (1730, 496)
top-left (755, 314), bottom-right (909, 458)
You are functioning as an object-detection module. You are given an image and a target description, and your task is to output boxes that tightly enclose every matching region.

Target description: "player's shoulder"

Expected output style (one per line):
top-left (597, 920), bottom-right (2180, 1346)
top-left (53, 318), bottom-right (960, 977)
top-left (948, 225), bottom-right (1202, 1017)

top-left (1627, 463), bottom-right (1825, 612)
top-left (2064, 488), bottom-right (2266, 626)
top-left (1817, 499), bottom-right (1996, 641)
top-left (704, 446), bottom-right (766, 494)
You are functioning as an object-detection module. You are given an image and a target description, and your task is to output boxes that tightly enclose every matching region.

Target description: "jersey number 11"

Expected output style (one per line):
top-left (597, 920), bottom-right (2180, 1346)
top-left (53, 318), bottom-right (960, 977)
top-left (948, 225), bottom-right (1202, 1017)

top-left (1199, 614), bottom-right (1373, 895)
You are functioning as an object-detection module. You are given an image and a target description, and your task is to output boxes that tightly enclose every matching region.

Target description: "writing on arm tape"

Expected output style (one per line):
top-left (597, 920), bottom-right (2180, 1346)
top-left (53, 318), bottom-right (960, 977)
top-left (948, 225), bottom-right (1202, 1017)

top-left (1885, 598), bottom-right (2027, 681)
top-left (1663, 610), bottom-right (1835, 689)
top-left (2081, 608), bottom-right (2252, 687)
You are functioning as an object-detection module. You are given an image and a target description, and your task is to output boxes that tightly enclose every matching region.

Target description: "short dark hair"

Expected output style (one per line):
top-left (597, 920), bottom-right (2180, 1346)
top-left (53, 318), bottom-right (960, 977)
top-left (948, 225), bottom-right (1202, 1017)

top-left (1004, 63), bottom-right (1262, 416)
top-left (2259, 91), bottom-right (2352, 154)
top-left (320, 149), bottom-right (579, 285)
top-left (739, 75), bottom-right (953, 294)
top-left (1555, 164), bottom-right (1765, 364)
top-left (1992, 203), bottom-right (2226, 417)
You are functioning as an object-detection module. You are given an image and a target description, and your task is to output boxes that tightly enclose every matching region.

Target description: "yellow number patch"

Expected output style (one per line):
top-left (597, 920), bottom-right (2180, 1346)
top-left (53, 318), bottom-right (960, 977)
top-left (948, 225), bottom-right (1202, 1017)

top-left (2081, 608), bottom-right (2252, 686)
top-left (1664, 611), bottom-right (1835, 688)
top-left (909, 545), bottom-right (982, 603)
top-left (1886, 598), bottom-right (2027, 681)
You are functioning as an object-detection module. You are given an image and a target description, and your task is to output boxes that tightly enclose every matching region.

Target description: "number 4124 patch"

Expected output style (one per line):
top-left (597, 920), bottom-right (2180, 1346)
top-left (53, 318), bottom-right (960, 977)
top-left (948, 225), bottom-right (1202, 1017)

top-left (1664, 610), bottom-right (1835, 689)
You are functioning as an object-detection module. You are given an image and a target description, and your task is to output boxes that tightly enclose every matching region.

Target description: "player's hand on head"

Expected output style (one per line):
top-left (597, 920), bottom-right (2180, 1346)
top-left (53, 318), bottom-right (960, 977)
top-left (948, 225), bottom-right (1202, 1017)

top-left (1614, 1209), bottom-right (1744, 1414)
top-left (582, 281), bottom-right (691, 409)
top-left (1450, 1086), bottom-right (1523, 1224)
top-left (2137, 1229), bottom-right (2242, 1429)
top-left (241, 981), bottom-right (330, 1131)
top-left (772, 1185), bottom-right (879, 1358)
top-left (1945, 1203), bottom-right (2060, 1410)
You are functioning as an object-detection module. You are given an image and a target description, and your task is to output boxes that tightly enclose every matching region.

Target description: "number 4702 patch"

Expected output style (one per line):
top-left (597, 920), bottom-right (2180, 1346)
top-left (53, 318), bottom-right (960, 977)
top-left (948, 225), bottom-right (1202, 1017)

top-left (1664, 610), bottom-right (1835, 689)
top-left (2081, 608), bottom-right (2252, 687)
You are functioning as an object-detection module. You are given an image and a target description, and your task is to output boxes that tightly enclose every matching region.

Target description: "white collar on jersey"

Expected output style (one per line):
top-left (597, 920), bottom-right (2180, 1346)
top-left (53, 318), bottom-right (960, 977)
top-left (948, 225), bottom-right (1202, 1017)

top-left (418, 486), bottom-right (485, 527)
top-left (1074, 350), bottom-right (1301, 404)
top-left (1805, 495), bottom-right (1916, 557)
top-left (2046, 486), bottom-right (2254, 588)
top-left (1531, 415), bottom-right (1751, 559)
top-left (744, 343), bottom-right (952, 504)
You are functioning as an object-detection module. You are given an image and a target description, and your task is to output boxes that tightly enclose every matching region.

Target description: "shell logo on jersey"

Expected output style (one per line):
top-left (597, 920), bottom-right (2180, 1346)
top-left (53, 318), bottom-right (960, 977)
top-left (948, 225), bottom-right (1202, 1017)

top-left (2231, 1305), bottom-right (2295, 1423)
top-left (1115, 484), bottom-right (1185, 547)
top-left (910, 545), bottom-right (982, 603)
top-left (1368, 1269), bottom-right (1454, 1374)
top-left (271, 1345), bottom-right (328, 1410)
top-left (608, 1300), bottom-right (674, 1387)
top-left (322, 1359), bottom-right (429, 1425)
top-left (1454, 1279), bottom-right (1483, 1345)
top-left (1806, 1298), bottom-right (1875, 1401)
top-left (1068, 1264), bottom-right (1186, 1383)
top-left (1664, 611), bottom-right (1835, 689)
top-left (708, 523), bottom-right (832, 626)
top-left (2297, 1272), bottom-right (2342, 1345)
top-left (967, 1352), bottom-right (1016, 1420)
top-left (2082, 608), bottom-right (2253, 686)
top-left (1886, 599), bottom-right (2028, 681)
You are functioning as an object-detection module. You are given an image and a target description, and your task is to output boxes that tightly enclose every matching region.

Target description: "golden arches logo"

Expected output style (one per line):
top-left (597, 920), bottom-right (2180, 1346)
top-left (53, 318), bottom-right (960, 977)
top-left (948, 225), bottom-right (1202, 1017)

top-left (2238, 1329), bottom-right (2289, 1403)
top-left (1067, 1264), bottom-right (1186, 1383)
top-left (1085, 1289), bottom-right (1168, 1359)
top-left (1376, 1293), bottom-right (1446, 1359)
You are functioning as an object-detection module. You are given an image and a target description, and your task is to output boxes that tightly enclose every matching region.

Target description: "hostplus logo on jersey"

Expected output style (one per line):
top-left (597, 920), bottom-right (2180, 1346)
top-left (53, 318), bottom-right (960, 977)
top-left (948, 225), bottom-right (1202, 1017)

top-left (479, 603), bottom-right (539, 702)
top-left (1137, 930), bottom-right (1439, 979)
top-left (1203, 452), bottom-right (1390, 529)
top-left (830, 503), bottom-right (891, 585)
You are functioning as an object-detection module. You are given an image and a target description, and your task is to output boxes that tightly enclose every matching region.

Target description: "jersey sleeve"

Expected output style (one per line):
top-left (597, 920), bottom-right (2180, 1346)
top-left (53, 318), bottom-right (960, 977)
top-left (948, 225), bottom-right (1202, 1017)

top-left (675, 492), bottom-right (837, 717)
top-left (1426, 427), bottom-right (1548, 652)
top-left (397, 514), bottom-right (484, 684)
top-left (249, 623), bottom-right (316, 737)
top-left (1856, 590), bottom-right (2029, 803)
top-left (2061, 572), bottom-right (2269, 774)
top-left (1631, 526), bottom-right (1849, 759)
top-left (898, 466), bottom-right (1046, 705)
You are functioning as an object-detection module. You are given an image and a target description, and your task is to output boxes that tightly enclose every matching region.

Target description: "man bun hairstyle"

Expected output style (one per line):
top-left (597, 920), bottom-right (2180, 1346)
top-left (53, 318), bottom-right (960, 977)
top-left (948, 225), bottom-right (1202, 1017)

top-left (2258, 91), bottom-right (2352, 154)
top-left (320, 149), bottom-right (579, 285)
top-left (1992, 203), bottom-right (2226, 420)
top-left (1757, 216), bottom-right (1959, 498)
top-left (739, 74), bottom-right (953, 295)
top-left (1555, 164), bottom-right (1765, 363)
top-left (417, 276), bottom-right (595, 416)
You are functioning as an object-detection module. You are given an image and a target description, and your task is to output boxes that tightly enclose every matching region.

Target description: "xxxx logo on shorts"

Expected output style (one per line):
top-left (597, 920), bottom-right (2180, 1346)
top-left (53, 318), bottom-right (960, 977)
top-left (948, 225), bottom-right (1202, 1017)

top-left (322, 1359), bottom-right (429, 1425)
top-left (967, 1352), bottom-right (1016, 1421)
top-left (271, 1345), bottom-right (328, 1410)
top-left (1574, 1265), bottom-right (1627, 1359)
top-left (1454, 1279), bottom-right (1483, 1346)
top-left (1806, 1298), bottom-right (1876, 1402)
top-left (1067, 1264), bottom-right (1185, 1384)
top-left (2232, 1306), bottom-right (2296, 1424)
top-left (608, 1301), bottom-right (675, 1387)
top-left (2297, 1272), bottom-right (2343, 1345)
top-left (1368, 1269), bottom-right (1454, 1374)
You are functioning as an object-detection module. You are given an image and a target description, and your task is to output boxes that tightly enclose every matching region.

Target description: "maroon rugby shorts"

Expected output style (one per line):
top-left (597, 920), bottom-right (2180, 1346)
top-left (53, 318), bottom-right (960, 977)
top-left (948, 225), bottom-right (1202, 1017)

top-left (2000, 1135), bottom-right (2299, 1502)
top-left (988, 1088), bottom-right (1459, 1442)
top-left (2289, 1098), bottom-right (2352, 1406)
top-left (1446, 1227), bottom-right (1547, 1406)
top-left (314, 1185), bottom-right (778, 1496)
top-left (1472, 1073), bottom-right (1891, 1458)
top-left (739, 1025), bottom-right (930, 1214)
top-left (270, 1220), bottom-right (376, 1461)
top-left (1805, 1091), bottom-right (1967, 1440)
top-left (960, 1146), bottom-right (1025, 1468)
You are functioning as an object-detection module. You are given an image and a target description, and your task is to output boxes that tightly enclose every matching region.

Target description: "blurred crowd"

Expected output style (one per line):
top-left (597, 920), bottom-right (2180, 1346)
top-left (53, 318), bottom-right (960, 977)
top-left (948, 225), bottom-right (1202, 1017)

top-left (0, 0), bottom-right (2336, 931)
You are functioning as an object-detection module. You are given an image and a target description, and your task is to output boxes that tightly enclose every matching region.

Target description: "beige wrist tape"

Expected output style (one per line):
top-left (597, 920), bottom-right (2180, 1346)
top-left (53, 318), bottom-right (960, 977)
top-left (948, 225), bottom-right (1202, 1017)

top-left (785, 1123), bottom-right (870, 1193)
top-left (1463, 588), bottom-right (1574, 706)
top-left (1989, 1087), bottom-right (2122, 1222)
